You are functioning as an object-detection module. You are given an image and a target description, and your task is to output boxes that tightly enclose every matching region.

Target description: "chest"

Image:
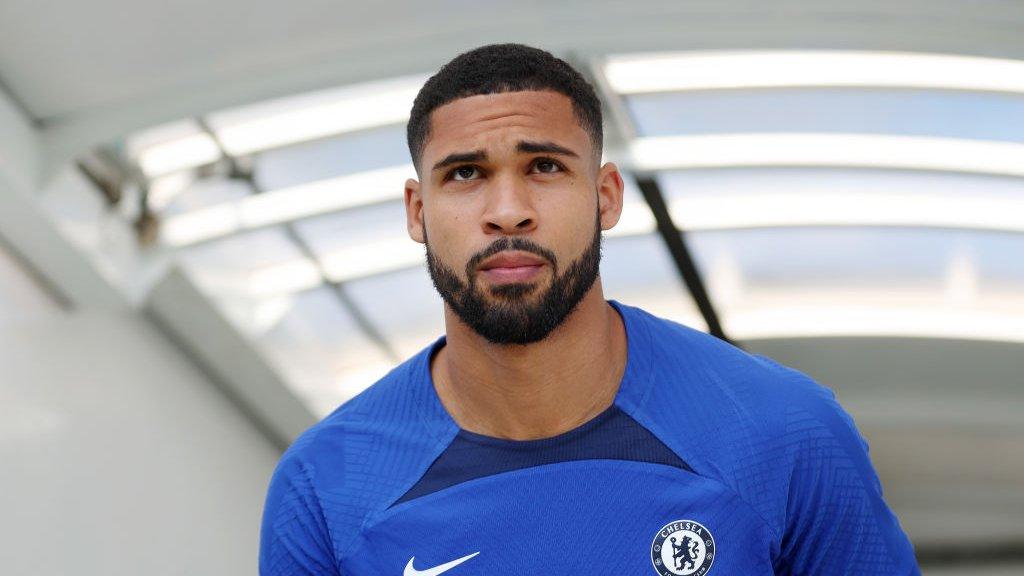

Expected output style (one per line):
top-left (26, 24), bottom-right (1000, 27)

top-left (340, 460), bottom-right (776, 575)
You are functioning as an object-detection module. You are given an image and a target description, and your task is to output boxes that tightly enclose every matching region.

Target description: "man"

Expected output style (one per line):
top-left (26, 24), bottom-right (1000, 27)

top-left (260, 43), bottom-right (920, 575)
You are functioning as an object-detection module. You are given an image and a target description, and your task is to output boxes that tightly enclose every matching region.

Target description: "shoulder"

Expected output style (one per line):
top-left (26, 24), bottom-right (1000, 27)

top-left (265, 340), bottom-right (457, 561)
top-left (622, 302), bottom-right (832, 425)
top-left (621, 304), bottom-right (855, 531)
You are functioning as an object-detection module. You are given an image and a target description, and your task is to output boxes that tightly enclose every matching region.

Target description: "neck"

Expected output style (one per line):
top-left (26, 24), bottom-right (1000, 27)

top-left (430, 282), bottom-right (627, 440)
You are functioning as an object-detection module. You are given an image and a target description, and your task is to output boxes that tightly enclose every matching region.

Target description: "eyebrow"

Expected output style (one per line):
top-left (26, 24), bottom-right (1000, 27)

top-left (516, 140), bottom-right (579, 158)
top-left (432, 150), bottom-right (486, 172)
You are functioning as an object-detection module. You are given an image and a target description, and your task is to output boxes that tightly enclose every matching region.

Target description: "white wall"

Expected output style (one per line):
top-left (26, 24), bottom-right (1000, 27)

top-left (1, 87), bottom-right (282, 576)
top-left (0, 83), bottom-right (37, 195)
top-left (0, 309), bottom-right (281, 576)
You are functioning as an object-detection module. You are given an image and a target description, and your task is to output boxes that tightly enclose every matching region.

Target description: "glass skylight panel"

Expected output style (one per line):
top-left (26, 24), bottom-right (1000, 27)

top-left (630, 133), bottom-right (1024, 178)
top-left (603, 51), bottom-right (1024, 95)
top-left (147, 171), bottom-right (200, 213)
top-left (247, 286), bottom-right (394, 415)
top-left (344, 266), bottom-right (444, 359)
top-left (600, 234), bottom-right (705, 331)
top-left (969, 234), bottom-right (1024, 291)
top-left (177, 227), bottom-right (321, 298)
top-left (124, 119), bottom-right (221, 177)
top-left (685, 227), bottom-right (1024, 342)
top-left (159, 166), bottom-right (414, 248)
top-left (625, 89), bottom-right (1024, 142)
top-left (160, 121), bottom-right (415, 248)
top-left (658, 168), bottom-right (1024, 234)
top-left (254, 124), bottom-right (411, 191)
top-left (206, 75), bottom-right (427, 155)
top-left (158, 176), bottom-right (253, 216)
top-left (694, 228), bottom-right (952, 287)
top-left (157, 177), bottom-right (262, 246)
top-left (613, 50), bottom-right (1024, 180)
top-left (292, 200), bottom-right (421, 282)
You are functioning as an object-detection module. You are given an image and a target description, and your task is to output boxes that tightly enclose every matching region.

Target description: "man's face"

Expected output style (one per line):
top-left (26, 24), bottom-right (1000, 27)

top-left (405, 90), bottom-right (623, 345)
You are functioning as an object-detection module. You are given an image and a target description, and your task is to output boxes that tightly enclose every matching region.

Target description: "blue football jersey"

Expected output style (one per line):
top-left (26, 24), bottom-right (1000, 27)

top-left (260, 300), bottom-right (920, 575)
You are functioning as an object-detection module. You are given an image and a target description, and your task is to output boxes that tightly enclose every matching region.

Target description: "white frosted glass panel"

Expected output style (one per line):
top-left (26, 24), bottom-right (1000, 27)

top-left (627, 89), bottom-right (1024, 142)
top-left (686, 227), bottom-right (1024, 341)
top-left (659, 168), bottom-right (1024, 203)
top-left (294, 201), bottom-right (408, 253)
top-left (160, 166), bottom-right (415, 247)
top-left (206, 75), bottom-right (425, 155)
top-left (604, 51), bottom-right (1024, 96)
top-left (972, 235), bottom-right (1024, 289)
top-left (688, 228), bottom-right (1022, 289)
top-left (160, 177), bottom-right (251, 216)
top-left (294, 201), bottom-right (420, 281)
top-left (658, 168), bottom-right (1024, 234)
top-left (345, 266), bottom-right (444, 359)
top-left (124, 119), bottom-right (220, 177)
top-left (254, 125), bottom-right (410, 191)
top-left (178, 227), bottom-right (320, 297)
top-left (246, 286), bottom-right (393, 411)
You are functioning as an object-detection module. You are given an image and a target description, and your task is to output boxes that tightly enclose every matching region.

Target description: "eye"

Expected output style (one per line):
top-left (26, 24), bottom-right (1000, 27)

top-left (532, 159), bottom-right (562, 174)
top-left (451, 166), bottom-right (480, 181)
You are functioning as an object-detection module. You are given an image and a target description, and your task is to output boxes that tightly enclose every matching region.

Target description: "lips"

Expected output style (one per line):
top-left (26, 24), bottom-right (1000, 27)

top-left (479, 252), bottom-right (547, 271)
top-left (477, 251), bottom-right (547, 284)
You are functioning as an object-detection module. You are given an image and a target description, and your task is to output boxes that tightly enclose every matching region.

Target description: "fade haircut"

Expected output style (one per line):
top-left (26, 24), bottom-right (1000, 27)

top-left (407, 43), bottom-right (603, 173)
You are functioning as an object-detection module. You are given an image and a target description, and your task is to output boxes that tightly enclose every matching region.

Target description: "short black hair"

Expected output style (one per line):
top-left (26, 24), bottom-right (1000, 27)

top-left (407, 43), bottom-right (603, 172)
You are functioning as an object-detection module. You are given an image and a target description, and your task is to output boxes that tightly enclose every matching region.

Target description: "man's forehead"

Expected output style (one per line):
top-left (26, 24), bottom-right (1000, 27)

top-left (434, 89), bottom-right (571, 118)
top-left (423, 90), bottom-right (587, 155)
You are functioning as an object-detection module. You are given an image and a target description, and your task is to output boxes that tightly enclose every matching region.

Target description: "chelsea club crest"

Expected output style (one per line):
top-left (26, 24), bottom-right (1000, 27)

top-left (650, 519), bottom-right (716, 576)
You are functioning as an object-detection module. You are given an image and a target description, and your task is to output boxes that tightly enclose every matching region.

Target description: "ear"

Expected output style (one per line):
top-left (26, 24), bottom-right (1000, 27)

top-left (596, 162), bottom-right (625, 231)
top-left (405, 178), bottom-right (426, 244)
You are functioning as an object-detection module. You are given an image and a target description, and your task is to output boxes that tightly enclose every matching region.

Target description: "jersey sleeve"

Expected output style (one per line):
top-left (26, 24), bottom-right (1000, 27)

top-left (772, 370), bottom-right (920, 575)
top-left (259, 452), bottom-right (340, 576)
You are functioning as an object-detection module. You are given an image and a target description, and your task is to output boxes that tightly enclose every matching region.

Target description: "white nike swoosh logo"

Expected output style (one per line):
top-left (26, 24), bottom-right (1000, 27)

top-left (403, 552), bottom-right (479, 576)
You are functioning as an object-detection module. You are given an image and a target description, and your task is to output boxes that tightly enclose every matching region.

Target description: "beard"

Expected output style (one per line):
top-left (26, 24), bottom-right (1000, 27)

top-left (424, 214), bottom-right (602, 345)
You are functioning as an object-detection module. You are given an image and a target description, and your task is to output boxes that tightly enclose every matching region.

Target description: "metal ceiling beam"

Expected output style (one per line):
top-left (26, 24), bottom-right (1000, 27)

top-left (193, 119), bottom-right (402, 364)
top-left (581, 55), bottom-right (733, 344)
top-left (634, 176), bottom-right (731, 344)
top-left (145, 265), bottom-right (316, 449)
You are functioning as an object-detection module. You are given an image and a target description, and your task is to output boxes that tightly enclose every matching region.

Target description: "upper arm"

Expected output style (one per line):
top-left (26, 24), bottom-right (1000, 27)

top-left (260, 454), bottom-right (340, 576)
top-left (773, 377), bottom-right (920, 576)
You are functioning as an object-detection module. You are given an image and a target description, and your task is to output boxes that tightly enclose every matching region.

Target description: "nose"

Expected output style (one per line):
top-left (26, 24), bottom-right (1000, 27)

top-left (481, 173), bottom-right (537, 235)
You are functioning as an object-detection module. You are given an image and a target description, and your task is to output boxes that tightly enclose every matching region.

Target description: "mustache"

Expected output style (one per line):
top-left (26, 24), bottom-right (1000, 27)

top-left (465, 237), bottom-right (558, 278)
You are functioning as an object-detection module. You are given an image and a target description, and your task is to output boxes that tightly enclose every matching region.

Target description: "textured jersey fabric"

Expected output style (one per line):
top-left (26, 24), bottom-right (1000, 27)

top-left (260, 300), bottom-right (920, 575)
